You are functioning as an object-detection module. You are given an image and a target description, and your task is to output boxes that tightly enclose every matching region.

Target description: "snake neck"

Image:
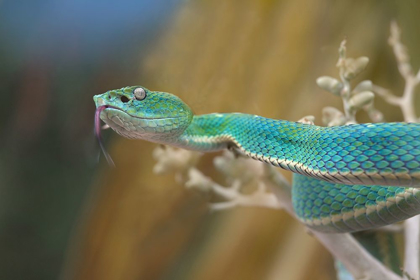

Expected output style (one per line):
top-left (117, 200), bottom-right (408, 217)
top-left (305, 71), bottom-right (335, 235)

top-left (175, 113), bottom-right (242, 151)
top-left (176, 113), bottom-right (304, 153)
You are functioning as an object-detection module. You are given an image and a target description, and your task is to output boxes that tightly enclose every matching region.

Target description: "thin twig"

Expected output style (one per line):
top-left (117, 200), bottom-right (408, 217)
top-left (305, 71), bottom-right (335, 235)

top-left (384, 21), bottom-right (420, 123)
top-left (185, 166), bottom-right (282, 210)
top-left (389, 21), bottom-right (413, 80)
top-left (372, 84), bottom-right (402, 106)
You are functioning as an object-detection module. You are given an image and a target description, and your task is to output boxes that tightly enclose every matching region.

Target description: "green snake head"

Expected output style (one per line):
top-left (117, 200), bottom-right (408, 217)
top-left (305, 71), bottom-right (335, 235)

top-left (93, 86), bottom-right (193, 143)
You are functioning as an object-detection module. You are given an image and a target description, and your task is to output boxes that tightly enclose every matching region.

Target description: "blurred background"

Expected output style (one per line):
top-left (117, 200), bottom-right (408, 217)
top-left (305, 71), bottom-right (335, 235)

top-left (1, 0), bottom-right (420, 279)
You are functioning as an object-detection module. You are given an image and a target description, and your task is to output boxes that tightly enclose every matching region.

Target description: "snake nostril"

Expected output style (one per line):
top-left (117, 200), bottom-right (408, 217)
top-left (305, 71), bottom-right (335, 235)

top-left (120, 96), bottom-right (130, 103)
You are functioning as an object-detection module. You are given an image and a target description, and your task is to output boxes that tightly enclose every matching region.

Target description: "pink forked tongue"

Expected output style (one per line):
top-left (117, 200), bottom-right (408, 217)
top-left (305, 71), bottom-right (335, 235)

top-left (95, 106), bottom-right (115, 167)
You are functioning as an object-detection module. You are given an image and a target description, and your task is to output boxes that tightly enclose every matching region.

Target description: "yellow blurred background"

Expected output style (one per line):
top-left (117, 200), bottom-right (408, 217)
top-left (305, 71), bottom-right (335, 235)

top-left (1, 1), bottom-right (420, 280)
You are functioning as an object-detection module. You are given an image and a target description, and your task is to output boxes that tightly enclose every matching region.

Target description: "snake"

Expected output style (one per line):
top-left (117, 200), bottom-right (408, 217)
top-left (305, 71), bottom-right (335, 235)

top-left (93, 86), bottom-right (420, 233)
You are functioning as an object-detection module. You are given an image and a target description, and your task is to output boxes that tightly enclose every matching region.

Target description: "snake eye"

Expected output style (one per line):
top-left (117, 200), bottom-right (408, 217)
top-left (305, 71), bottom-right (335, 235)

top-left (120, 96), bottom-right (130, 103)
top-left (133, 87), bottom-right (146, 101)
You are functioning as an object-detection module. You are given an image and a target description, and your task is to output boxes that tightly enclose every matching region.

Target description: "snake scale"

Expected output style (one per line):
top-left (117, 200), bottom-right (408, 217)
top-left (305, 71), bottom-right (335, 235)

top-left (94, 86), bottom-right (420, 233)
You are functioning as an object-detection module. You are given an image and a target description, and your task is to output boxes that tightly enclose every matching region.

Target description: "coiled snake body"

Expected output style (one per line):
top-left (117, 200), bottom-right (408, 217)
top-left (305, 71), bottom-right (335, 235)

top-left (94, 86), bottom-right (420, 233)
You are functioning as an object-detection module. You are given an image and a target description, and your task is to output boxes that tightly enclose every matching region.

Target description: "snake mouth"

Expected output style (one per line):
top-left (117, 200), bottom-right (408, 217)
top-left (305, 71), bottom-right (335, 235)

top-left (94, 105), bottom-right (150, 166)
top-left (99, 105), bottom-right (180, 121)
top-left (94, 105), bottom-right (180, 166)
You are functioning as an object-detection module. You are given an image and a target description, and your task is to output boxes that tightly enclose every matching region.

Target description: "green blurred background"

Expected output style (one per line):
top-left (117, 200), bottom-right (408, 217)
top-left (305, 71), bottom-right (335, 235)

top-left (1, 1), bottom-right (420, 280)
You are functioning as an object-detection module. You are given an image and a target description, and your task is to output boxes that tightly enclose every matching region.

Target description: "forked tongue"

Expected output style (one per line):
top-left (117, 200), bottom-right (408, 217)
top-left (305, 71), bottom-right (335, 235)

top-left (95, 106), bottom-right (115, 167)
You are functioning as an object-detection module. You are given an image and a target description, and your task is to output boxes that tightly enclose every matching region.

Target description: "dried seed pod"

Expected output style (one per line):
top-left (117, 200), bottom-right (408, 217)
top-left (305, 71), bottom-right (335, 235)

top-left (348, 91), bottom-right (374, 112)
top-left (353, 80), bottom-right (372, 93)
top-left (316, 76), bottom-right (343, 96)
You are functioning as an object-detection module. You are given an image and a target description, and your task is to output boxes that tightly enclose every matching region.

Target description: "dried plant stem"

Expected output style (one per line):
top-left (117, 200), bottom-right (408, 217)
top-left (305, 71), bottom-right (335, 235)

top-left (374, 22), bottom-right (420, 124)
top-left (373, 78), bottom-right (420, 124)
top-left (264, 166), bottom-right (402, 280)
top-left (337, 40), bottom-right (356, 123)
top-left (404, 216), bottom-right (420, 280)
top-left (314, 233), bottom-right (401, 280)
top-left (401, 76), bottom-right (420, 123)
top-left (379, 21), bottom-right (420, 280)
